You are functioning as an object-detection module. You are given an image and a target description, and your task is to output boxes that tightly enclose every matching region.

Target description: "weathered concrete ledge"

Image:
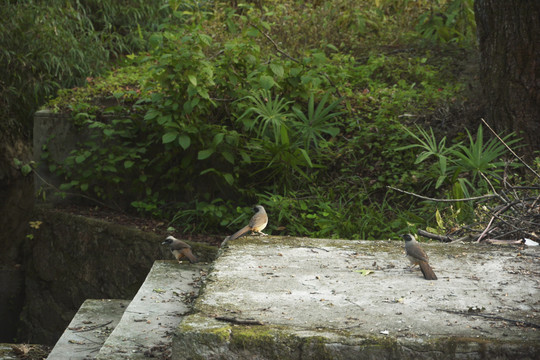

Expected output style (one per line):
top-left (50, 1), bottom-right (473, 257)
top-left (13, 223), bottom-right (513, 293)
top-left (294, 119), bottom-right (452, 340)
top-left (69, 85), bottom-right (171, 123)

top-left (96, 261), bottom-right (209, 359)
top-left (47, 299), bottom-right (130, 359)
top-left (173, 237), bottom-right (540, 359)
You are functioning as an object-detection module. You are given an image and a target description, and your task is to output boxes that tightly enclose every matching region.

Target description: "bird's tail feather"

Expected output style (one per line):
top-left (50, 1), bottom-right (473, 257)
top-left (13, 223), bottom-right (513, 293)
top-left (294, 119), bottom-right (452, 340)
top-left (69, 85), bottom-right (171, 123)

top-left (229, 226), bottom-right (251, 241)
top-left (185, 250), bottom-right (199, 264)
top-left (419, 261), bottom-right (437, 280)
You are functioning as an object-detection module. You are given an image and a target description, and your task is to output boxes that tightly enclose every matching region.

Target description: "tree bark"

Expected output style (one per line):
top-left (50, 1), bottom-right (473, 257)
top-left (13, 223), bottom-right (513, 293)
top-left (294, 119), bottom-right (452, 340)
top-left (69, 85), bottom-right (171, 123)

top-left (474, 0), bottom-right (540, 156)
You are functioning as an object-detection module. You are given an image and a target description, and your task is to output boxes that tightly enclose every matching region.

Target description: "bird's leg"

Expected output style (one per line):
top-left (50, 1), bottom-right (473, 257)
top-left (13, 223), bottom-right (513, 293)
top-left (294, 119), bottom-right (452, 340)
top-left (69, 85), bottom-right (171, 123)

top-left (407, 264), bottom-right (418, 271)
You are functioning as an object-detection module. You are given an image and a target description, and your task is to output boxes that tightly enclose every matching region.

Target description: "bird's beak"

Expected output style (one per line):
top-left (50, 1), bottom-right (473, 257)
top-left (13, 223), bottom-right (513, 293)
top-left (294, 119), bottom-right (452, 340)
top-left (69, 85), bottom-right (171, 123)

top-left (161, 241), bottom-right (167, 245)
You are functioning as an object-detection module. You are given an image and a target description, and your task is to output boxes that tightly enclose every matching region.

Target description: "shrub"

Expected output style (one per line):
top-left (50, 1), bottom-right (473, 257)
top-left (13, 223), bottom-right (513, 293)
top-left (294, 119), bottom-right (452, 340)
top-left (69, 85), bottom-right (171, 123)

top-left (41, 1), bottom-right (480, 239)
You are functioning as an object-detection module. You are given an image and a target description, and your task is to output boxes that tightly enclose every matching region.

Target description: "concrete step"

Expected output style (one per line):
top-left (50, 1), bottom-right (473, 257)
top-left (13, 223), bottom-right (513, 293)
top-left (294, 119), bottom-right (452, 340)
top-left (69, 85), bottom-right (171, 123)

top-left (95, 260), bottom-right (208, 359)
top-left (47, 299), bottom-right (130, 359)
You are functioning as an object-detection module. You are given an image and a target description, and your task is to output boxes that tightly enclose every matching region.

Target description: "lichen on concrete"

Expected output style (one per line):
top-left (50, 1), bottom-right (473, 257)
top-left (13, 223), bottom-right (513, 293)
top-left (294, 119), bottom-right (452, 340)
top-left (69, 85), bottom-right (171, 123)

top-left (172, 236), bottom-right (540, 359)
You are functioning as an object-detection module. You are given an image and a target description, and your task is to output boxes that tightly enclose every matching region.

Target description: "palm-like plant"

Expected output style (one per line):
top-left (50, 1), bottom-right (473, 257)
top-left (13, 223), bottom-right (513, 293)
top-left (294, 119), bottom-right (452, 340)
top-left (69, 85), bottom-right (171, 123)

top-left (238, 89), bottom-right (293, 145)
top-left (399, 124), bottom-right (520, 194)
top-left (451, 125), bottom-right (518, 184)
top-left (397, 125), bottom-right (456, 189)
top-left (292, 93), bottom-right (342, 150)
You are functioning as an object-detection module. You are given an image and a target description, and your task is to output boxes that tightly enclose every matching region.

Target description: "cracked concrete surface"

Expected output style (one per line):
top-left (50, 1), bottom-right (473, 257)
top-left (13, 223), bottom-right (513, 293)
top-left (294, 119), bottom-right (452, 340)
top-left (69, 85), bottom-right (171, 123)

top-left (95, 261), bottom-right (209, 360)
top-left (47, 299), bottom-right (130, 359)
top-left (174, 237), bottom-right (540, 359)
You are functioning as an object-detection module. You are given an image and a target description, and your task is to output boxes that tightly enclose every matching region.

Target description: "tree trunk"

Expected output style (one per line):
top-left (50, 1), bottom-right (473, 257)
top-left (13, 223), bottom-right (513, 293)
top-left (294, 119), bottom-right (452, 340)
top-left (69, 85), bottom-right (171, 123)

top-left (474, 0), bottom-right (540, 156)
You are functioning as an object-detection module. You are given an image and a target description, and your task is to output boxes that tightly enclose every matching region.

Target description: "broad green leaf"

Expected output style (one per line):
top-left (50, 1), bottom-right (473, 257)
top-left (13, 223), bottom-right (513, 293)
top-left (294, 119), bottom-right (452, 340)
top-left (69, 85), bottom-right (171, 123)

top-left (183, 101), bottom-right (193, 114)
top-left (188, 75), bottom-right (197, 86)
top-left (199, 168), bottom-right (215, 176)
top-left (199, 34), bottom-right (212, 46)
top-left (21, 164), bottom-right (32, 176)
top-left (223, 173), bottom-right (234, 185)
top-left (178, 135), bottom-right (191, 150)
top-left (59, 183), bottom-right (73, 190)
top-left (246, 27), bottom-right (259, 37)
top-left (198, 148), bottom-right (215, 160)
top-left (157, 114), bottom-right (172, 126)
top-left (290, 67), bottom-right (302, 76)
top-left (240, 152), bottom-right (251, 163)
top-left (280, 126), bottom-right (289, 145)
top-left (326, 44), bottom-right (338, 52)
top-left (148, 33), bottom-right (163, 48)
top-left (259, 75), bottom-right (276, 90)
top-left (144, 109), bottom-right (160, 121)
top-left (426, 226), bottom-right (439, 234)
top-left (162, 132), bottom-right (178, 144)
top-left (222, 151), bottom-right (235, 164)
top-left (324, 127), bottom-right (340, 137)
top-left (197, 87), bottom-right (210, 99)
top-left (213, 133), bottom-right (224, 146)
top-left (435, 209), bottom-right (445, 230)
top-left (270, 64), bottom-right (284, 78)
top-left (124, 160), bottom-right (134, 169)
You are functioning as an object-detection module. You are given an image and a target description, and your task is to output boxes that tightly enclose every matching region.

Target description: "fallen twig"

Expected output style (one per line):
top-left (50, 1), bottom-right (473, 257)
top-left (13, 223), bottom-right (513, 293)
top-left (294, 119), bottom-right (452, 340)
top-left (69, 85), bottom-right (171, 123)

top-left (483, 239), bottom-right (525, 245)
top-left (417, 229), bottom-right (453, 242)
top-left (301, 246), bottom-right (330, 253)
top-left (476, 215), bottom-right (495, 243)
top-left (215, 316), bottom-right (264, 325)
top-left (436, 308), bottom-right (540, 329)
top-left (387, 186), bottom-right (498, 202)
top-left (68, 320), bottom-right (113, 332)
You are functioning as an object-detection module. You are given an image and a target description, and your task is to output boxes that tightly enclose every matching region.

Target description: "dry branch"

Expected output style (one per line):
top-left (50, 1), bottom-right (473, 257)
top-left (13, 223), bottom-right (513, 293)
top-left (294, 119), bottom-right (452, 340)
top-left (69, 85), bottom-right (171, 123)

top-left (481, 118), bottom-right (540, 181)
top-left (437, 308), bottom-right (540, 329)
top-left (387, 186), bottom-right (499, 202)
top-left (215, 316), bottom-right (264, 325)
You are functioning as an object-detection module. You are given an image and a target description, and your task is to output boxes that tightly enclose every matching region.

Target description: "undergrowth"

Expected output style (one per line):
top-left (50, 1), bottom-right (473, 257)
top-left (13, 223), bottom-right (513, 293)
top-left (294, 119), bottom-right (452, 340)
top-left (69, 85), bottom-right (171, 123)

top-left (0, 0), bottom-right (177, 133)
top-left (35, 0), bottom-right (528, 240)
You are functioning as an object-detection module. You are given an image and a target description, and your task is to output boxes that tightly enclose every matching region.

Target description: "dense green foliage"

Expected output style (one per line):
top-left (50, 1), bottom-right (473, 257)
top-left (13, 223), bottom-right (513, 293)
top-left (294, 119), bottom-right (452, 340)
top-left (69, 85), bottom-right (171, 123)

top-left (34, 0), bottom-right (528, 239)
top-left (0, 0), bottom-right (173, 133)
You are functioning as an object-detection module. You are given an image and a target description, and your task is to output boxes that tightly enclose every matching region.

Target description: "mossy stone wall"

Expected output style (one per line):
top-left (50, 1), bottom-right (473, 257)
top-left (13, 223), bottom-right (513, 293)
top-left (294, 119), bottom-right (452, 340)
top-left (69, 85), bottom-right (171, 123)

top-left (18, 205), bottom-right (217, 344)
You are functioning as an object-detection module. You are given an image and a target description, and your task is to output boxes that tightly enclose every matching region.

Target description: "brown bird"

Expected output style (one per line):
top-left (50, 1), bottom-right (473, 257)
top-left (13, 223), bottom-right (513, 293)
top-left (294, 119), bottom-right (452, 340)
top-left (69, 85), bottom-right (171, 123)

top-left (228, 205), bottom-right (268, 241)
top-left (401, 234), bottom-right (437, 280)
top-left (162, 236), bottom-right (198, 263)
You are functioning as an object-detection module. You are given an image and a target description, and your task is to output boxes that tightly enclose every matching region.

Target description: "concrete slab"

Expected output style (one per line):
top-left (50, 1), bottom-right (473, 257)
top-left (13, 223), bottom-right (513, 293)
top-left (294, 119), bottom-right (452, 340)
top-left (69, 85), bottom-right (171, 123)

top-left (96, 261), bottom-right (208, 359)
top-left (174, 237), bottom-right (540, 359)
top-left (47, 299), bottom-right (129, 359)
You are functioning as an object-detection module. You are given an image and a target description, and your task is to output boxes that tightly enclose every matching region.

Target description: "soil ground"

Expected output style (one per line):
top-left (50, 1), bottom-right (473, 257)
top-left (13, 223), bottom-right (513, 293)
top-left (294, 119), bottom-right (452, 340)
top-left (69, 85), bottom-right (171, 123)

top-left (53, 203), bottom-right (224, 247)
